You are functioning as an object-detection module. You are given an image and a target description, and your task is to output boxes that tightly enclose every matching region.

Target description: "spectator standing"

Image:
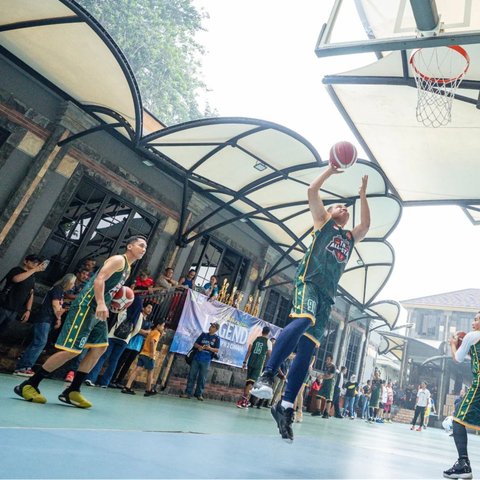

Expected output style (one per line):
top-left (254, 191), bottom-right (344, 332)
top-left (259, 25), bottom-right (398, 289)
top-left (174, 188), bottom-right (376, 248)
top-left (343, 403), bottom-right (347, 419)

top-left (179, 269), bottom-right (196, 289)
top-left (121, 320), bottom-right (165, 396)
top-left (0, 254), bottom-right (47, 334)
top-left (180, 322), bottom-right (220, 401)
top-left (110, 307), bottom-right (153, 388)
top-left (410, 382), bottom-right (430, 431)
top-left (423, 396), bottom-right (436, 429)
top-left (14, 274), bottom-right (76, 376)
top-left (203, 275), bottom-right (219, 301)
top-left (132, 270), bottom-right (155, 294)
top-left (236, 326), bottom-right (271, 409)
top-left (333, 365), bottom-right (347, 418)
top-left (361, 380), bottom-right (371, 420)
top-left (384, 381), bottom-right (394, 423)
top-left (369, 369), bottom-right (382, 422)
top-left (157, 267), bottom-right (178, 289)
top-left (312, 355), bottom-right (336, 418)
top-left (343, 374), bottom-right (359, 419)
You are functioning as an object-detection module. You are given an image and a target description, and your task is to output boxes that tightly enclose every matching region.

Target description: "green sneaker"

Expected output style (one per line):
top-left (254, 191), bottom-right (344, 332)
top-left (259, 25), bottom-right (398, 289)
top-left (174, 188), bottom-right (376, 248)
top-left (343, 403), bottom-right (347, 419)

top-left (14, 383), bottom-right (47, 404)
top-left (58, 390), bottom-right (92, 409)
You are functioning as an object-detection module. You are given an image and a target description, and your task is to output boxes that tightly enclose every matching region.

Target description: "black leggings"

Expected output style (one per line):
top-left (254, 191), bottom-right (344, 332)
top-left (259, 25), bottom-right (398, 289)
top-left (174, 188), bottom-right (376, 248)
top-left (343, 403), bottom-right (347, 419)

top-left (112, 349), bottom-right (139, 384)
top-left (453, 420), bottom-right (468, 458)
top-left (411, 406), bottom-right (426, 426)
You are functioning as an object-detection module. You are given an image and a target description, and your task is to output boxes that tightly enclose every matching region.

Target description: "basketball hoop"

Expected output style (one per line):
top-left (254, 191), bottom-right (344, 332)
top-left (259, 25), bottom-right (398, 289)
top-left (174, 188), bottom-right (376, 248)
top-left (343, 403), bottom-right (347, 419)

top-left (410, 45), bottom-right (470, 127)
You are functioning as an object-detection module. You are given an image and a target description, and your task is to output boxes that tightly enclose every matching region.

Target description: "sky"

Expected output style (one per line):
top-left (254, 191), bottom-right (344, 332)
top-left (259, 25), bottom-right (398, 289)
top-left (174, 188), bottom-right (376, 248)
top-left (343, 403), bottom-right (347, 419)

top-left (193, 0), bottom-right (480, 312)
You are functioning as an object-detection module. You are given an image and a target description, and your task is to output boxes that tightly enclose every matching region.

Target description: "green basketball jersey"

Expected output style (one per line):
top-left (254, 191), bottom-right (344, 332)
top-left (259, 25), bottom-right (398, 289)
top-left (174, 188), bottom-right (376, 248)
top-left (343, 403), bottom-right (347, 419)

top-left (296, 218), bottom-right (354, 300)
top-left (247, 336), bottom-right (269, 369)
top-left (469, 341), bottom-right (480, 376)
top-left (72, 255), bottom-right (131, 309)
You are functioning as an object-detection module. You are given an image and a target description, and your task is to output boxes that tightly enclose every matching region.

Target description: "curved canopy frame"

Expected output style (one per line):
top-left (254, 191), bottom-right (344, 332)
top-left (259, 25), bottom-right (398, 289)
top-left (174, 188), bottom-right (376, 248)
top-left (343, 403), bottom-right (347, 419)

top-left (142, 117), bottom-right (402, 309)
top-left (0, 0), bottom-right (143, 143)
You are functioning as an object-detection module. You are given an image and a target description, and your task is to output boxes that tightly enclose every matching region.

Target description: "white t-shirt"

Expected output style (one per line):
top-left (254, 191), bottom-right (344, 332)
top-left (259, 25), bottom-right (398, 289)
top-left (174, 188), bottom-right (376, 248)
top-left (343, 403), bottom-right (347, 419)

top-left (455, 331), bottom-right (480, 363)
top-left (416, 388), bottom-right (431, 407)
top-left (381, 386), bottom-right (388, 403)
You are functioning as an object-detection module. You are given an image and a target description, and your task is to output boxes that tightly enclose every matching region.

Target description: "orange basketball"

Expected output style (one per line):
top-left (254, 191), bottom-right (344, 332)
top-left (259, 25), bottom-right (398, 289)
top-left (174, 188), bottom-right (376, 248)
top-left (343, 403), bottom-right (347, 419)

top-left (455, 331), bottom-right (467, 349)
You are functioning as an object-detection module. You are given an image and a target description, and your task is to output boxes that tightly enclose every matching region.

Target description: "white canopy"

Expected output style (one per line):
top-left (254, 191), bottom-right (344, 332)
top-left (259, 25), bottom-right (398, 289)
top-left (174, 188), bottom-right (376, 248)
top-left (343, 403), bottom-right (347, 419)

top-left (142, 118), bottom-right (401, 308)
top-left (0, 0), bottom-right (142, 141)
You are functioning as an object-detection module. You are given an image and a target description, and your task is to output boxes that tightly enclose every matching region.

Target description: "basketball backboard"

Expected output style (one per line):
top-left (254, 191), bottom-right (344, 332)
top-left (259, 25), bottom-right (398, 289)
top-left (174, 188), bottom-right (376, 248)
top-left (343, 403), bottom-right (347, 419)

top-left (316, 0), bottom-right (480, 57)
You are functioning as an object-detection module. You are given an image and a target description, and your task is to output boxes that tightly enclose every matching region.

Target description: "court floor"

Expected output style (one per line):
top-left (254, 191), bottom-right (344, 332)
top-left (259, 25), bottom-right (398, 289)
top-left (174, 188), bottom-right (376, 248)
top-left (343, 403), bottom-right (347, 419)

top-left (0, 373), bottom-right (478, 479)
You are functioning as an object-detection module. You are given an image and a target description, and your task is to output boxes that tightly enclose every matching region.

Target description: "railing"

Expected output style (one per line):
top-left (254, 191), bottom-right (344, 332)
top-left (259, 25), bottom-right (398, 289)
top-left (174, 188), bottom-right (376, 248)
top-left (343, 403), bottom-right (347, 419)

top-left (136, 287), bottom-right (188, 330)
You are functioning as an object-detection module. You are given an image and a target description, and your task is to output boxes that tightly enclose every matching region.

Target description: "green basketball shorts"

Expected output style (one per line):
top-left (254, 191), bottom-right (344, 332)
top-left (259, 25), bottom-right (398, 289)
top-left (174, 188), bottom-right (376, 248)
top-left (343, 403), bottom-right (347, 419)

top-left (290, 280), bottom-right (333, 346)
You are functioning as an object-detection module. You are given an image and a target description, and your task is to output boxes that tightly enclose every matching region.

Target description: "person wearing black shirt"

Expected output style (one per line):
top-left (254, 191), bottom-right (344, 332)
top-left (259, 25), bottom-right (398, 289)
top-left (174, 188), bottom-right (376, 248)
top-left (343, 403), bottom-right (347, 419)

top-left (14, 274), bottom-right (75, 376)
top-left (0, 254), bottom-right (47, 334)
top-left (343, 374), bottom-right (359, 419)
top-left (333, 365), bottom-right (347, 418)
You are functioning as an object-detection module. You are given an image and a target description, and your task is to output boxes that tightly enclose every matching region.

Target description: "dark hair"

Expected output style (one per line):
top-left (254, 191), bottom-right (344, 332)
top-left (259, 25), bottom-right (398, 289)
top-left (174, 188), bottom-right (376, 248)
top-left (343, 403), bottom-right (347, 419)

top-left (75, 267), bottom-right (90, 275)
top-left (262, 326), bottom-right (270, 335)
top-left (143, 302), bottom-right (154, 309)
top-left (126, 235), bottom-right (147, 246)
top-left (153, 319), bottom-right (165, 328)
top-left (165, 267), bottom-right (174, 272)
top-left (326, 354), bottom-right (333, 360)
top-left (25, 254), bottom-right (44, 263)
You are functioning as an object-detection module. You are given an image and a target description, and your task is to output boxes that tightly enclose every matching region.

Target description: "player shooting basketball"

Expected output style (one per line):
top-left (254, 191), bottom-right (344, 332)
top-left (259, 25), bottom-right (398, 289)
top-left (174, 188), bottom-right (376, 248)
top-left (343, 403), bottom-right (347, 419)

top-left (444, 312), bottom-right (480, 479)
top-left (252, 158), bottom-right (370, 442)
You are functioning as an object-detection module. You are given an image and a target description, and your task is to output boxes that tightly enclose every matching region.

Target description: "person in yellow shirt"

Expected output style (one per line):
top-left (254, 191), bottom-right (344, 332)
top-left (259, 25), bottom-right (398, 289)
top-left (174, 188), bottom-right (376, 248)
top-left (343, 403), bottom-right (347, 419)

top-left (121, 320), bottom-right (165, 397)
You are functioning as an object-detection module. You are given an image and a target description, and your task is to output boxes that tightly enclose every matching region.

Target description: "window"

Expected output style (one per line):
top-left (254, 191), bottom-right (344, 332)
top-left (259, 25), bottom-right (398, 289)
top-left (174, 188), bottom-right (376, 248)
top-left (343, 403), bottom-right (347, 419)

top-left (316, 319), bottom-right (339, 370)
top-left (40, 178), bottom-right (157, 283)
top-left (415, 311), bottom-right (439, 338)
top-left (345, 329), bottom-right (362, 377)
top-left (262, 290), bottom-right (291, 327)
top-left (190, 235), bottom-right (249, 291)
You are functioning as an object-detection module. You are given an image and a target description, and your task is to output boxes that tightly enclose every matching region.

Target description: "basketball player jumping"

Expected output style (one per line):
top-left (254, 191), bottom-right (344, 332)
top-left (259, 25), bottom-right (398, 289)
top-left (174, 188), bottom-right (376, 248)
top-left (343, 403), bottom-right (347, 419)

top-left (444, 312), bottom-right (480, 479)
top-left (252, 164), bottom-right (370, 442)
top-left (14, 235), bottom-right (147, 409)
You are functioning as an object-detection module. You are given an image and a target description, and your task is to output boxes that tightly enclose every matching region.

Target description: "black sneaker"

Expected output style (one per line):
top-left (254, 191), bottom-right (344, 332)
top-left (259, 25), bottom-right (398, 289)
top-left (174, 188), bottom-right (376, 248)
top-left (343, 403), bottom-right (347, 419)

top-left (443, 458), bottom-right (472, 479)
top-left (271, 402), bottom-right (294, 443)
top-left (144, 390), bottom-right (157, 397)
top-left (121, 387), bottom-right (136, 395)
top-left (251, 371), bottom-right (275, 400)
top-left (322, 412), bottom-right (330, 419)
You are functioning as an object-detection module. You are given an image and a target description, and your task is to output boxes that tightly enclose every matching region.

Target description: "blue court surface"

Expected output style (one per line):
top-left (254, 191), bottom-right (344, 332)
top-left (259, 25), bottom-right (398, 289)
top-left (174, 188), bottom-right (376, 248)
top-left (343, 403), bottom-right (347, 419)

top-left (1, 373), bottom-right (479, 479)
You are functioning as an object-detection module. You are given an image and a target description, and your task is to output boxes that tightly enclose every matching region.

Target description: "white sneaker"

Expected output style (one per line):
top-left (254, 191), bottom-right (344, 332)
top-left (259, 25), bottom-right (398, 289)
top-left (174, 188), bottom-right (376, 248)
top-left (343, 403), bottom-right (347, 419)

top-left (84, 380), bottom-right (96, 387)
top-left (251, 372), bottom-right (274, 399)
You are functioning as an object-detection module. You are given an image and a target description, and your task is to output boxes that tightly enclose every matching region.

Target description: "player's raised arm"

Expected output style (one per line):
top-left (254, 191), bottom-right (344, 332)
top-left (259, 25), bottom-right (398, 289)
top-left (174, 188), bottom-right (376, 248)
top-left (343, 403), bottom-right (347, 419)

top-left (351, 175), bottom-right (370, 242)
top-left (307, 165), bottom-right (341, 230)
top-left (94, 255), bottom-right (126, 321)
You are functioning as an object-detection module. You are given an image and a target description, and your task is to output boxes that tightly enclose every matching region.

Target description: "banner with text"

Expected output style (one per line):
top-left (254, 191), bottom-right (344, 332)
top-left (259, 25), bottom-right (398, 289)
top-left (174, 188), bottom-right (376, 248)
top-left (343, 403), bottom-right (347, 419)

top-left (170, 290), bottom-right (282, 367)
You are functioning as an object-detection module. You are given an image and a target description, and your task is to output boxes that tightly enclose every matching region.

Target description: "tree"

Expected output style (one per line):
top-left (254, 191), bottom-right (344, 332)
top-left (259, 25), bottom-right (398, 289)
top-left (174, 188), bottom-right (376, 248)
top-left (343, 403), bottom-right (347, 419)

top-left (77, 0), bottom-right (215, 125)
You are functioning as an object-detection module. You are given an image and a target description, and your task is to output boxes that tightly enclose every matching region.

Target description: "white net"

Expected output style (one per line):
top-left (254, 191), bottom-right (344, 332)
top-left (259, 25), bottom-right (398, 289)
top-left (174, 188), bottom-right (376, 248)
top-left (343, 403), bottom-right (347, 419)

top-left (410, 46), bottom-right (470, 128)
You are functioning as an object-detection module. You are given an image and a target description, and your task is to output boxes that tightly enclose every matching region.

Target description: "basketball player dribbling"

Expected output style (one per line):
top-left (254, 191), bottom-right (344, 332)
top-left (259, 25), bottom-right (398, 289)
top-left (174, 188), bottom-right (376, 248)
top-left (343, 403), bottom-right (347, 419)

top-left (14, 235), bottom-right (147, 409)
top-left (444, 312), bottom-right (480, 479)
top-left (252, 163), bottom-right (370, 441)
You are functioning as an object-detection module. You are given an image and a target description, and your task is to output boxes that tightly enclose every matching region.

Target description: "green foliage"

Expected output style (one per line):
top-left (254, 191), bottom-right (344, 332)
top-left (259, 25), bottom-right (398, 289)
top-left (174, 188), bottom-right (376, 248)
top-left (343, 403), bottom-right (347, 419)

top-left (77, 0), bottom-right (216, 125)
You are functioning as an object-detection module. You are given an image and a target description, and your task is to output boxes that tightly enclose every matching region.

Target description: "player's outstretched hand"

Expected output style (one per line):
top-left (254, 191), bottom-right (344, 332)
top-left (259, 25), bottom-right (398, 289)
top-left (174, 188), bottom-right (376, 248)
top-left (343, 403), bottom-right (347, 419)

top-left (328, 163), bottom-right (343, 175)
top-left (359, 175), bottom-right (368, 196)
